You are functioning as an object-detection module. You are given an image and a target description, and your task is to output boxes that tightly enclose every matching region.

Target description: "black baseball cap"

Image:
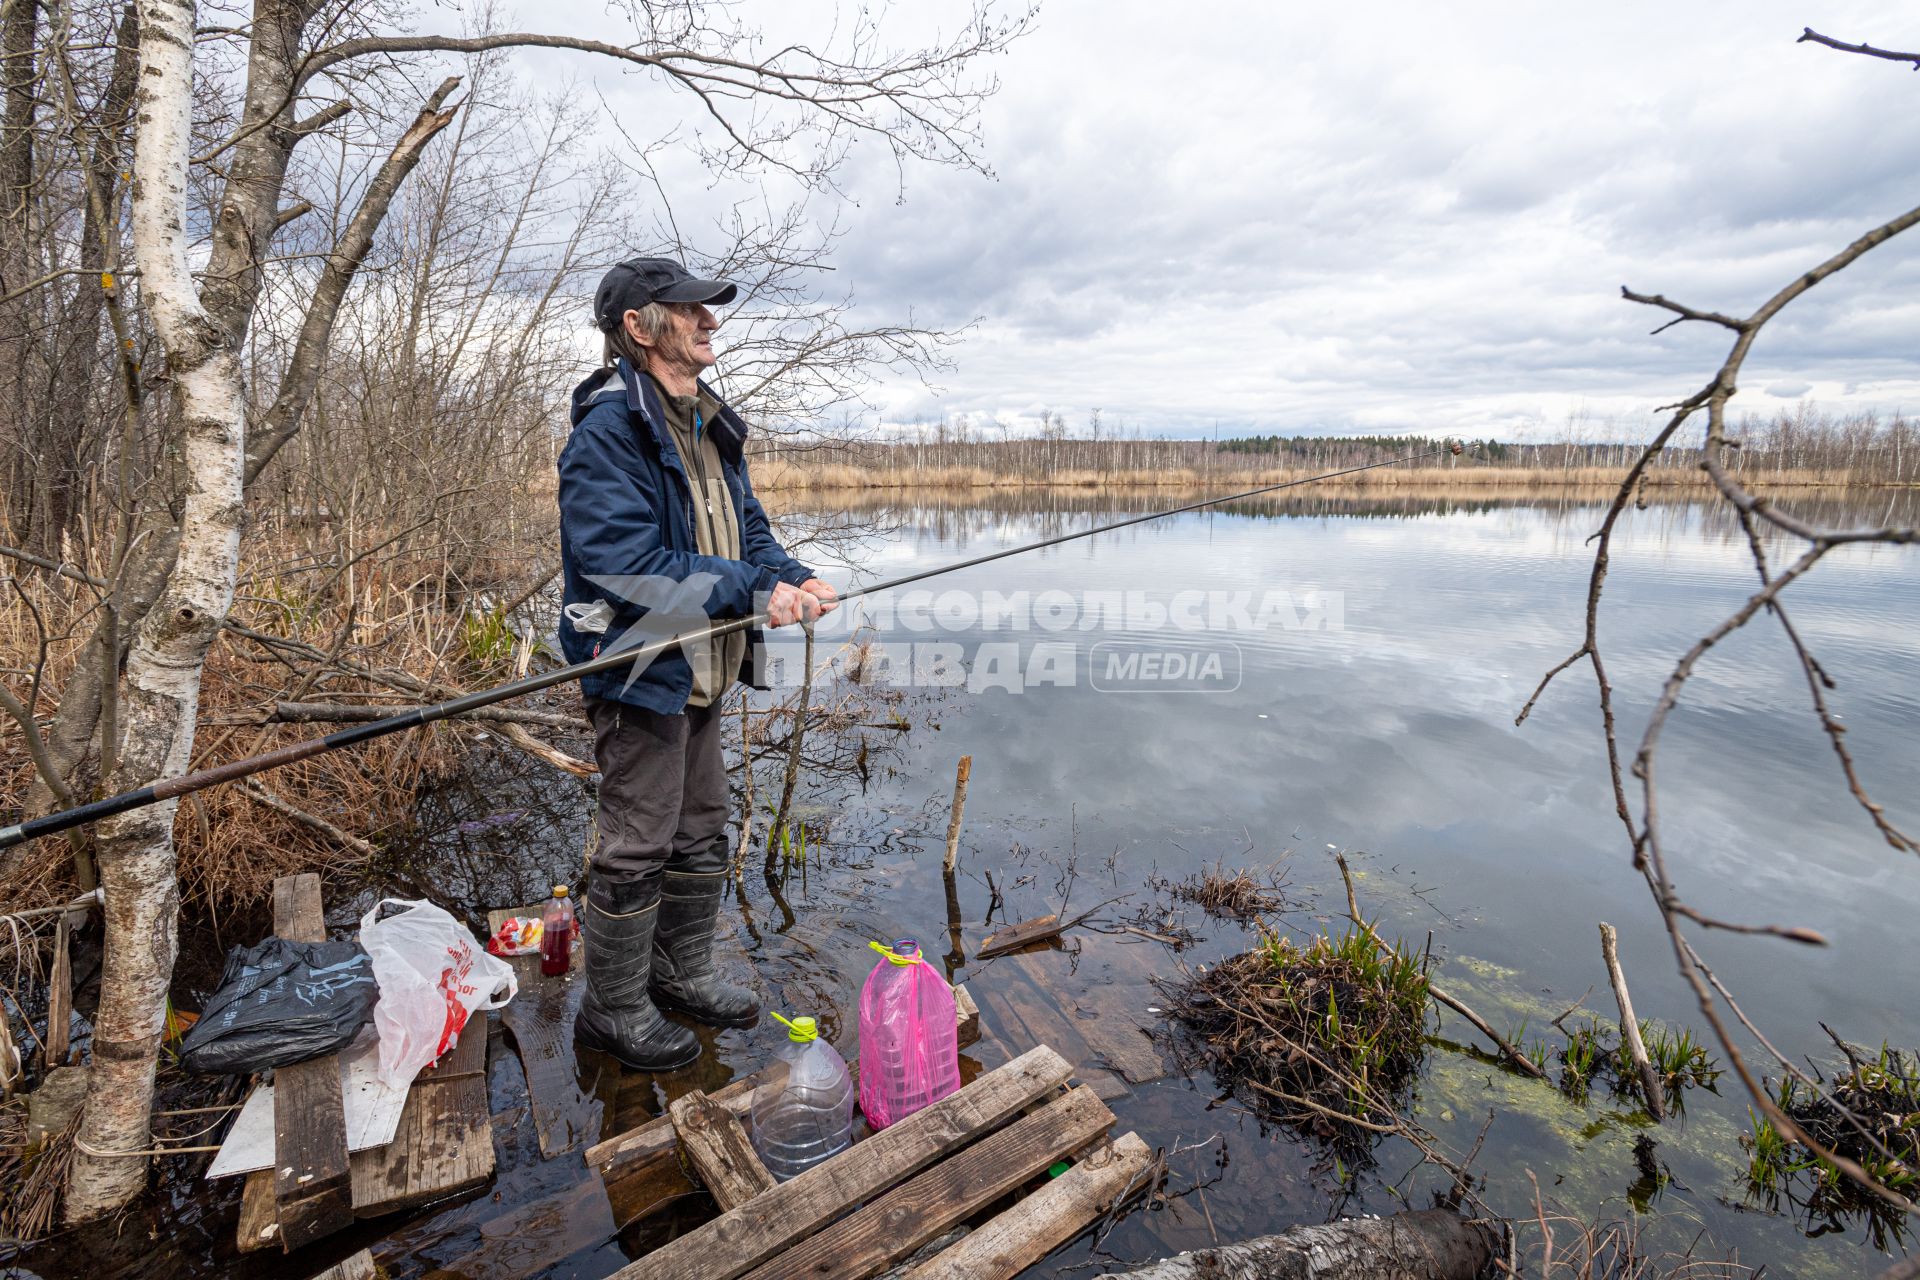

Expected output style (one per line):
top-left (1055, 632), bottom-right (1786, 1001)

top-left (594, 258), bottom-right (738, 332)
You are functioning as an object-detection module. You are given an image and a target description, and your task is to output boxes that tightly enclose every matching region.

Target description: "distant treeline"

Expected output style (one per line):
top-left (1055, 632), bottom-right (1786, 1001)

top-left (749, 407), bottom-right (1918, 488)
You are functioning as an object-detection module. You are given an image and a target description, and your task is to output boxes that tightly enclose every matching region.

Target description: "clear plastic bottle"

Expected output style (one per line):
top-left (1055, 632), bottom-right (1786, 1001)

top-left (540, 884), bottom-right (575, 977)
top-left (857, 938), bottom-right (960, 1130)
top-left (751, 1013), bottom-right (855, 1181)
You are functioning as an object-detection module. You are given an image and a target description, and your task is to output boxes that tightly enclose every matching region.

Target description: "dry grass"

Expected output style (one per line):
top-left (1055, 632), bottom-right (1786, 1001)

top-left (1513, 1187), bottom-right (1756, 1279)
top-left (1167, 860), bottom-right (1288, 921)
top-left (1166, 925), bottom-right (1431, 1150)
top-left (0, 1104), bottom-right (74, 1243)
top-left (1, 520), bottom-right (560, 915)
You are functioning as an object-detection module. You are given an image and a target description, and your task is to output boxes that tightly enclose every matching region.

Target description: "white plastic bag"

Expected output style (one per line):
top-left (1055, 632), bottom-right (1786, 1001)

top-left (359, 898), bottom-right (516, 1088)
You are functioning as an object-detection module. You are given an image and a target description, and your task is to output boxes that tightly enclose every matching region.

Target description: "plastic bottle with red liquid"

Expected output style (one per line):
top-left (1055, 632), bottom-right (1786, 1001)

top-left (540, 884), bottom-right (575, 977)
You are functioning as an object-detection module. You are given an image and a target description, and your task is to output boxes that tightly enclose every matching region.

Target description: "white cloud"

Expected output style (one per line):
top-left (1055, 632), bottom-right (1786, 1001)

top-left (509, 0), bottom-right (1920, 440)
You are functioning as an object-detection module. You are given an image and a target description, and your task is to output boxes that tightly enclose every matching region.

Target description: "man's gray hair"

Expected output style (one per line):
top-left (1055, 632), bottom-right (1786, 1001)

top-left (603, 300), bottom-right (673, 369)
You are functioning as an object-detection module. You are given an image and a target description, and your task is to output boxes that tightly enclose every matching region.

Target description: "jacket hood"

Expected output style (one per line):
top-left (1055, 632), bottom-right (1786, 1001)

top-left (569, 359), bottom-right (749, 461)
top-left (570, 365), bottom-right (627, 428)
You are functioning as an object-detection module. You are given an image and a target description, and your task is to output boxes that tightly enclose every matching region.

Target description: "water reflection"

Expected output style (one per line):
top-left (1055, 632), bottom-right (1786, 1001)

top-left (388, 489), bottom-right (1917, 1276)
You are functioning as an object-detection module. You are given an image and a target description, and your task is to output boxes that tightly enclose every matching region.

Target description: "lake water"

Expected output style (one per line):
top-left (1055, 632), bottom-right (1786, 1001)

top-left (746, 487), bottom-right (1920, 1277)
top-left (120, 488), bottom-right (1916, 1280)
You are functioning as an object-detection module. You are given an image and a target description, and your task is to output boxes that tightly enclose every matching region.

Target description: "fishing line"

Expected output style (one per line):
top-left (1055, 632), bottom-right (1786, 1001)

top-left (2, 442), bottom-right (1466, 848)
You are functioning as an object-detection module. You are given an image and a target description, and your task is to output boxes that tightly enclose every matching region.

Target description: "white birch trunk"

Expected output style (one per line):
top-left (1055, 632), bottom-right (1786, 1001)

top-left (63, 0), bottom-right (247, 1224)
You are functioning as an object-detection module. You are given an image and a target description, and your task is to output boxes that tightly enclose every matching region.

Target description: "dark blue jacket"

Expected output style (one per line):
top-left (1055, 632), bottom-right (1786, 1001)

top-left (557, 358), bottom-right (813, 714)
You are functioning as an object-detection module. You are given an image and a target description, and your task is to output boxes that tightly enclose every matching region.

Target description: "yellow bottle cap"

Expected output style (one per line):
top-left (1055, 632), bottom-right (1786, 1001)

top-left (769, 1011), bottom-right (817, 1042)
top-left (553, 885), bottom-right (569, 897)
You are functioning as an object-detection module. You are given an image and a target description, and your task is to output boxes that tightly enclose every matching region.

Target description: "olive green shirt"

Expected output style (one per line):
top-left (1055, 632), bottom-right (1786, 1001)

top-left (650, 377), bottom-right (745, 708)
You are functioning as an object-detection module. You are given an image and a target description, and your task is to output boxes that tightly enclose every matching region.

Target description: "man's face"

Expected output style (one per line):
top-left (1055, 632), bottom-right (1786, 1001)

top-left (632, 301), bottom-right (719, 374)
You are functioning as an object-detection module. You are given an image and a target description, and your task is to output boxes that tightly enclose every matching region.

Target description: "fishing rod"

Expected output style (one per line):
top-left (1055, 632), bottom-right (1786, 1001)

top-left (2, 442), bottom-right (1465, 849)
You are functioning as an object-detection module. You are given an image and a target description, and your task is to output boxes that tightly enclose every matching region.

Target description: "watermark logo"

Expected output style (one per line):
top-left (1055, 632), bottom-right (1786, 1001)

top-left (569, 577), bottom-right (1340, 696)
top-left (1089, 639), bottom-right (1243, 693)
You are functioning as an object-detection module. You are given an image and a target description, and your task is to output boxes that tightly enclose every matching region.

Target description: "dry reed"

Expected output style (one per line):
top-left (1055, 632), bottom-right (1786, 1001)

top-left (2, 521), bottom-right (562, 915)
top-left (752, 459), bottom-right (1892, 493)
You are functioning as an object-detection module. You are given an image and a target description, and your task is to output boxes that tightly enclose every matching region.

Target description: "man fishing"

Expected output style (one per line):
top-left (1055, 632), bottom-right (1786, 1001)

top-left (557, 257), bottom-right (838, 1070)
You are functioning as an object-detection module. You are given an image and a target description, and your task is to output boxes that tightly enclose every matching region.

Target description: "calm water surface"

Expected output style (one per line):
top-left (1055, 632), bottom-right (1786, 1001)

top-left (756, 489), bottom-right (1920, 1277)
top-left (147, 489), bottom-right (1919, 1280)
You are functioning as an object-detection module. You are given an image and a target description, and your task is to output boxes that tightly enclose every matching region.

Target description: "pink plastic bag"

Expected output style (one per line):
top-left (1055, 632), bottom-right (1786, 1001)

top-left (857, 938), bottom-right (960, 1130)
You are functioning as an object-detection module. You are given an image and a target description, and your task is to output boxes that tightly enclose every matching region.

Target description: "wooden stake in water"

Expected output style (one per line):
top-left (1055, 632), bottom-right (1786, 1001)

top-left (1599, 922), bottom-right (1666, 1122)
top-left (943, 756), bottom-right (972, 874)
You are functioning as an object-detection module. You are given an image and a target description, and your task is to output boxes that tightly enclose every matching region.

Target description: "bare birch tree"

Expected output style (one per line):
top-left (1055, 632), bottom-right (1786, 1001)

top-left (63, 0), bottom-right (247, 1217)
top-left (0, 0), bottom-right (1032, 1223)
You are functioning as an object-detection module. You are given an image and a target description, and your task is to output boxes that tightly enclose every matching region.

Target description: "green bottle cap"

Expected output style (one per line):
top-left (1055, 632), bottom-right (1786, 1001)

top-left (1047, 1160), bottom-right (1070, 1178)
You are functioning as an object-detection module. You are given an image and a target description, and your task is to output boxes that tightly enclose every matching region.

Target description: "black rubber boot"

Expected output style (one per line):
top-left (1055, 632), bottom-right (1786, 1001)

top-left (575, 873), bottom-right (700, 1071)
top-left (650, 838), bottom-right (760, 1028)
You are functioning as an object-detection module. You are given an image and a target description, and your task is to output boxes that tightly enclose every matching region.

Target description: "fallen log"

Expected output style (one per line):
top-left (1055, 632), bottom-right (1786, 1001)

top-left (1092, 1208), bottom-right (1501, 1280)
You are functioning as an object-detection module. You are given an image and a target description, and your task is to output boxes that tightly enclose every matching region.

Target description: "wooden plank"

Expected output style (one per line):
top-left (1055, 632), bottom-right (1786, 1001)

top-left (741, 1084), bottom-right (1115, 1280)
top-left (272, 873), bottom-right (355, 1250)
top-left (899, 1132), bottom-right (1153, 1280)
top-left (972, 967), bottom-right (1130, 1102)
top-left (409, 1177), bottom-right (616, 1280)
top-left (348, 1068), bottom-right (493, 1216)
top-left (210, 1032), bottom-right (413, 1179)
top-left (240, 1013), bottom-right (493, 1247)
top-left (669, 1089), bottom-right (775, 1210)
top-left (304, 1248), bottom-right (375, 1280)
top-left (488, 903), bottom-right (590, 1158)
top-left (977, 914), bottom-right (1060, 960)
top-left (953, 983), bottom-right (980, 1049)
top-left (1008, 953), bottom-right (1166, 1085)
top-left (238, 1169), bottom-right (279, 1252)
top-left (589, 988), bottom-right (983, 1229)
top-left (611, 1045), bottom-right (1074, 1280)
top-left (998, 955), bottom-right (1159, 1090)
top-left (46, 915), bottom-right (70, 1064)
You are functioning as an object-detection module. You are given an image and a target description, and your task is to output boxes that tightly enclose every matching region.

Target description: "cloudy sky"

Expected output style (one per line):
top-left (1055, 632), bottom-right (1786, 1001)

top-left (531, 1), bottom-right (1920, 441)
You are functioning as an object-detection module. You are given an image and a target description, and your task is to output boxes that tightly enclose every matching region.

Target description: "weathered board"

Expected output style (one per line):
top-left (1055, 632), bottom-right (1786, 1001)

top-left (611, 1045), bottom-right (1074, 1280)
top-left (303, 1248), bottom-right (375, 1280)
top-left (488, 903), bottom-right (591, 1158)
top-left (977, 913), bottom-right (1061, 960)
top-left (1001, 952), bottom-right (1166, 1085)
top-left (271, 874), bottom-right (355, 1250)
top-left (739, 1084), bottom-right (1115, 1280)
top-left (899, 1132), bottom-right (1153, 1280)
top-left (953, 983), bottom-right (980, 1047)
top-left (347, 1020), bottom-right (493, 1216)
top-left (207, 1031), bottom-right (412, 1179)
top-left (971, 975), bottom-right (1122, 1101)
top-left (237, 906), bottom-right (496, 1250)
top-left (46, 916), bottom-right (70, 1064)
top-left (588, 983), bottom-right (983, 1229)
top-left (366, 1174), bottom-right (614, 1280)
top-left (668, 1089), bottom-right (775, 1211)
top-left (237, 1167), bottom-right (278, 1252)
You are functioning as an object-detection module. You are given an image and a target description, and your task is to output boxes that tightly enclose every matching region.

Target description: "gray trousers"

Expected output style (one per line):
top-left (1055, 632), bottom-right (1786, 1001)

top-left (586, 698), bottom-right (730, 886)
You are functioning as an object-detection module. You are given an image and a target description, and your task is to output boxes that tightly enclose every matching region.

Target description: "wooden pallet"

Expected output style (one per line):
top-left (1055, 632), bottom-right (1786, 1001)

top-left (235, 876), bottom-right (496, 1253)
top-left (585, 985), bottom-right (981, 1229)
top-left (607, 1043), bottom-right (1152, 1280)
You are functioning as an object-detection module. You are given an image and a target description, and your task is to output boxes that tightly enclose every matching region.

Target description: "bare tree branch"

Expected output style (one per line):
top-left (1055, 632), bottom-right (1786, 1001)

top-left (1798, 27), bottom-right (1920, 69)
top-left (244, 76), bottom-right (462, 483)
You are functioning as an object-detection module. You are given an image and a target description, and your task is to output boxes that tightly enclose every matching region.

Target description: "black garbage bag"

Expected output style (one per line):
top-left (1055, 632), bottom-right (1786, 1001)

top-left (178, 936), bottom-right (378, 1074)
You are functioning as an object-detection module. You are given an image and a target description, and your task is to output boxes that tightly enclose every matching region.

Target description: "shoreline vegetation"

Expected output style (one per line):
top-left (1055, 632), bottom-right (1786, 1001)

top-left (746, 408), bottom-right (1919, 492)
top-left (752, 459), bottom-right (1916, 491)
